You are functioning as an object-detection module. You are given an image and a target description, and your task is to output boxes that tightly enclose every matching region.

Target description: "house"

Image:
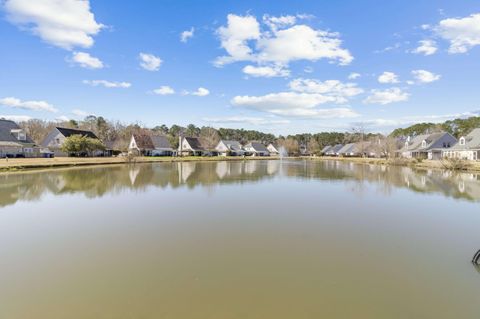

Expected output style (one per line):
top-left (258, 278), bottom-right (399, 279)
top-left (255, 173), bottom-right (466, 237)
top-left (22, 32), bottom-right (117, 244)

top-left (299, 144), bottom-right (311, 156)
top-left (325, 144), bottom-right (344, 156)
top-left (321, 145), bottom-right (332, 155)
top-left (444, 128), bottom-right (480, 161)
top-left (178, 136), bottom-right (208, 156)
top-left (243, 142), bottom-right (270, 156)
top-left (215, 140), bottom-right (245, 156)
top-left (129, 134), bottom-right (173, 156)
top-left (0, 119), bottom-right (44, 158)
top-left (400, 132), bottom-right (457, 160)
top-left (42, 127), bottom-right (99, 157)
top-left (338, 143), bottom-right (361, 157)
top-left (267, 143), bottom-right (281, 156)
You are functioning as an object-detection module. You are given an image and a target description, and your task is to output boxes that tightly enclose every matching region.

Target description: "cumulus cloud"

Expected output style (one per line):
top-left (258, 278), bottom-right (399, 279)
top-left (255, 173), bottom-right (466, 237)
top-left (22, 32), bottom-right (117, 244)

top-left (71, 51), bottom-right (104, 69)
top-left (0, 115), bottom-right (32, 122)
top-left (139, 53), bottom-right (162, 71)
top-left (348, 72), bottom-right (361, 80)
top-left (412, 40), bottom-right (438, 55)
top-left (378, 71), bottom-right (399, 84)
top-left (72, 109), bottom-right (94, 117)
top-left (435, 13), bottom-right (480, 53)
top-left (191, 87), bottom-right (210, 96)
top-left (411, 69), bottom-right (441, 83)
top-left (83, 80), bottom-right (131, 88)
top-left (242, 65), bottom-right (290, 78)
top-left (203, 116), bottom-right (290, 125)
top-left (214, 13), bottom-right (353, 72)
top-left (180, 27), bottom-right (194, 42)
top-left (363, 88), bottom-right (409, 105)
top-left (153, 86), bottom-right (175, 95)
top-left (4, 0), bottom-right (103, 50)
top-left (55, 115), bottom-right (70, 122)
top-left (0, 96), bottom-right (58, 112)
top-left (288, 78), bottom-right (363, 103)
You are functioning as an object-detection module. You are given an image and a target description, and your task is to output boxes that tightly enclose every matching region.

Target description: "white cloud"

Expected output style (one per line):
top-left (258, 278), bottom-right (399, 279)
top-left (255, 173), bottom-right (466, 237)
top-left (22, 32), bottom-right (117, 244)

top-left (180, 27), bottom-right (194, 42)
top-left (0, 96), bottom-right (58, 112)
top-left (303, 66), bottom-right (314, 73)
top-left (348, 72), bottom-right (361, 80)
top-left (191, 87), bottom-right (210, 96)
top-left (72, 109), bottom-right (94, 117)
top-left (288, 78), bottom-right (363, 103)
top-left (71, 52), bottom-right (104, 69)
top-left (378, 71), bottom-right (399, 84)
top-left (214, 14), bottom-right (353, 70)
top-left (0, 115), bottom-right (32, 122)
top-left (139, 53), bottom-right (162, 71)
top-left (231, 92), bottom-right (359, 118)
top-left (4, 0), bottom-right (103, 50)
top-left (363, 88), bottom-right (409, 105)
top-left (242, 65), bottom-right (290, 78)
top-left (153, 86), bottom-right (175, 95)
top-left (411, 69), bottom-right (441, 83)
top-left (83, 80), bottom-right (131, 88)
top-left (412, 40), bottom-right (438, 55)
top-left (435, 13), bottom-right (480, 53)
top-left (203, 116), bottom-right (290, 125)
top-left (55, 115), bottom-right (70, 122)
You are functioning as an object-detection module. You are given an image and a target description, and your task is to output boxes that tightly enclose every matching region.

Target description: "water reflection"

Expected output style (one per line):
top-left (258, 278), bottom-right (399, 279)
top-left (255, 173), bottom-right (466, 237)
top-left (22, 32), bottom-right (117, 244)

top-left (1, 159), bottom-right (480, 208)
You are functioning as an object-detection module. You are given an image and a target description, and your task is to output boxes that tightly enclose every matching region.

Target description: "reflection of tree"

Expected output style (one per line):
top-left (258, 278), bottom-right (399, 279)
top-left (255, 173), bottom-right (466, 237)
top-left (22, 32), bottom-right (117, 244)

top-left (2, 160), bottom-right (480, 208)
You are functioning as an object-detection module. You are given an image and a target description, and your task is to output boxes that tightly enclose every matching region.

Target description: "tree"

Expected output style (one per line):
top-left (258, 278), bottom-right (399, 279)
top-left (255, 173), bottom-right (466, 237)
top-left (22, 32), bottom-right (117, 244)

top-left (199, 126), bottom-right (220, 149)
top-left (281, 138), bottom-right (299, 155)
top-left (61, 135), bottom-right (105, 157)
top-left (307, 138), bottom-right (320, 155)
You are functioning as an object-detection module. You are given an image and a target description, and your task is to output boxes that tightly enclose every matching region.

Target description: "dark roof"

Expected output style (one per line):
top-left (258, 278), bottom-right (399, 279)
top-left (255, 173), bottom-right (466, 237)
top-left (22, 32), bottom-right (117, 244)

top-left (247, 142), bottom-right (269, 152)
top-left (0, 119), bottom-right (35, 144)
top-left (133, 134), bottom-right (154, 150)
top-left (184, 137), bottom-right (206, 151)
top-left (56, 127), bottom-right (98, 139)
top-left (151, 135), bottom-right (172, 149)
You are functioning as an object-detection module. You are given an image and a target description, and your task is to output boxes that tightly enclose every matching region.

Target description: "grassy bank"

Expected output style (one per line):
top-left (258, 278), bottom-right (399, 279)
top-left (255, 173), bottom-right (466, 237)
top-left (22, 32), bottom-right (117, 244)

top-left (0, 156), bottom-right (281, 172)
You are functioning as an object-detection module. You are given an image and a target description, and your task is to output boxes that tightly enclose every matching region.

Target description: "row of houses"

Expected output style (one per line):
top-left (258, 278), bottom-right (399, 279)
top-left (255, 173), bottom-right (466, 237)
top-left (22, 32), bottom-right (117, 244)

top-left (322, 130), bottom-right (480, 161)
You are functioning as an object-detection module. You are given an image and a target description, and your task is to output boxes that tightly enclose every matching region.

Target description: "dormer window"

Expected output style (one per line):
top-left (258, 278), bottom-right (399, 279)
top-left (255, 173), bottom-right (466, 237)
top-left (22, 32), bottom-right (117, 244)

top-left (421, 140), bottom-right (427, 148)
top-left (459, 137), bottom-right (466, 146)
top-left (10, 129), bottom-right (26, 141)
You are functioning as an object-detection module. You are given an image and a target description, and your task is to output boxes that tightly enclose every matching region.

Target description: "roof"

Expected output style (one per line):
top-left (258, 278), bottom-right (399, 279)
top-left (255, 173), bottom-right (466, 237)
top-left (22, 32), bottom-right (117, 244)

top-left (0, 119), bottom-right (35, 144)
top-left (326, 144), bottom-right (343, 154)
top-left (321, 145), bottom-right (332, 153)
top-left (151, 135), bottom-right (172, 149)
top-left (450, 128), bottom-right (480, 151)
top-left (132, 134), bottom-right (154, 149)
top-left (56, 127), bottom-right (98, 139)
top-left (184, 137), bottom-right (207, 151)
top-left (402, 132), bottom-right (453, 152)
top-left (220, 140), bottom-right (243, 151)
top-left (246, 142), bottom-right (269, 152)
top-left (337, 143), bottom-right (355, 154)
top-left (268, 143), bottom-right (280, 151)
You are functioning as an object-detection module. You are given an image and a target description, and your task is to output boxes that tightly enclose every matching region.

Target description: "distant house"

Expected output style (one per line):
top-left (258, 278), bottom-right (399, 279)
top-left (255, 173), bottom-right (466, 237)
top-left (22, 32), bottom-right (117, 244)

top-left (400, 132), bottom-right (457, 160)
top-left (321, 145), bottom-right (332, 155)
top-left (299, 144), bottom-right (311, 156)
top-left (0, 119), bottom-right (44, 158)
top-left (41, 127), bottom-right (100, 157)
top-left (215, 140), bottom-right (245, 156)
top-left (444, 128), bottom-right (480, 161)
top-left (129, 134), bottom-right (173, 156)
top-left (325, 144), bottom-right (343, 156)
top-left (267, 143), bottom-right (280, 156)
top-left (178, 137), bottom-right (208, 156)
top-left (243, 142), bottom-right (270, 156)
top-left (338, 143), bottom-right (362, 157)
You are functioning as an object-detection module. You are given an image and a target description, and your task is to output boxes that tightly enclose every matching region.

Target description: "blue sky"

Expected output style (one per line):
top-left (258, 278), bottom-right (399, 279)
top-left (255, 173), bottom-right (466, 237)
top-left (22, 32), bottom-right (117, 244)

top-left (1, 0), bottom-right (480, 135)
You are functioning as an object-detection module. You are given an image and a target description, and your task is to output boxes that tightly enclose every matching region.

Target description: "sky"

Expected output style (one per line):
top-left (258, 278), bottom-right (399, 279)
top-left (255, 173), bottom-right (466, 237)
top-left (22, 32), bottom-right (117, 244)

top-left (0, 0), bottom-right (480, 135)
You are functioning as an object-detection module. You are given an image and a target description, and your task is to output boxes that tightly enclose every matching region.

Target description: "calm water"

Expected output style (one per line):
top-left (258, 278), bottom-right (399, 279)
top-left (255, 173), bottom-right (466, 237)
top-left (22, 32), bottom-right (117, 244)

top-left (1, 159), bottom-right (480, 319)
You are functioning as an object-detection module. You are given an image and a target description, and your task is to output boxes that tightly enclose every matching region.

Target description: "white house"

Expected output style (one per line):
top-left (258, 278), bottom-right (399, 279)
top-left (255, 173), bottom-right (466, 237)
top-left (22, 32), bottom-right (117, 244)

top-left (444, 128), bottom-right (480, 161)
top-left (243, 142), bottom-right (270, 156)
top-left (215, 140), bottom-right (245, 156)
top-left (267, 143), bottom-right (280, 156)
top-left (129, 134), bottom-right (173, 156)
top-left (178, 137), bottom-right (208, 156)
top-left (400, 132), bottom-right (457, 160)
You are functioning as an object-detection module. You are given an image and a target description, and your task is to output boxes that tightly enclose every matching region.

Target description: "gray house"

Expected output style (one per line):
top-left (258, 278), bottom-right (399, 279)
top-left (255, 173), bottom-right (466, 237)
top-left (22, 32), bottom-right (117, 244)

top-left (215, 140), bottom-right (245, 156)
top-left (41, 127), bottom-right (99, 157)
top-left (325, 144), bottom-right (343, 156)
top-left (337, 143), bottom-right (362, 157)
top-left (321, 145), bottom-right (332, 155)
top-left (0, 119), bottom-right (43, 158)
top-left (444, 128), bottom-right (480, 161)
top-left (129, 134), bottom-right (173, 156)
top-left (243, 142), bottom-right (270, 156)
top-left (400, 132), bottom-right (457, 160)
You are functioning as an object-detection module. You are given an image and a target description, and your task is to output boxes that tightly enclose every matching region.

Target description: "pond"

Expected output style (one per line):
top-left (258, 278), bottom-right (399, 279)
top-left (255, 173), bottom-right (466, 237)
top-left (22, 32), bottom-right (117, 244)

top-left (1, 159), bottom-right (480, 318)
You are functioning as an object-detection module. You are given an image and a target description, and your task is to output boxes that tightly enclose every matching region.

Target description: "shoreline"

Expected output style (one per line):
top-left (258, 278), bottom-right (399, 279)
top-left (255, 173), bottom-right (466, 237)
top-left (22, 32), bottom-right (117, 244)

top-left (1, 155), bottom-right (480, 174)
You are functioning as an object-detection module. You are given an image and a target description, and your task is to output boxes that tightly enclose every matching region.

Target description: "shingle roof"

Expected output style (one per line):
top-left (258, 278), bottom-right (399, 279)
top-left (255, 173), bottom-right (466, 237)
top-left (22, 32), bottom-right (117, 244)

top-left (321, 145), bottom-right (332, 153)
top-left (247, 142), bottom-right (268, 152)
top-left (184, 137), bottom-right (207, 151)
top-left (56, 127), bottom-right (98, 139)
top-left (0, 119), bottom-right (35, 144)
top-left (151, 135), bottom-right (172, 149)
top-left (133, 134), bottom-right (154, 150)
top-left (326, 144), bottom-right (343, 154)
top-left (337, 143), bottom-right (355, 154)
top-left (402, 132), bottom-right (452, 152)
top-left (221, 140), bottom-right (243, 151)
top-left (450, 128), bottom-right (480, 150)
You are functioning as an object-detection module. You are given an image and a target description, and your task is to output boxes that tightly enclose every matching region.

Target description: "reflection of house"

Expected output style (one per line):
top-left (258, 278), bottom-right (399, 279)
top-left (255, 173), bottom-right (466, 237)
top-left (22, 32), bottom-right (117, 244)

top-left (400, 132), bottom-right (456, 160)
top-left (0, 119), bottom-right (43, 158)
top-left (267, 143), bottom-right (280, 156)
top-left (129, 134), bottom-right (173, 156)
top-left (215, 140), bottom-right (245, 156)
top-left (244, 142), bottom-right (269, 156)
top-left (42, 127), bottom-right (99, 157)
top-left (178, 137), bottom-right (208, 156)
top-left (445, 128), bottom-right (480, 161)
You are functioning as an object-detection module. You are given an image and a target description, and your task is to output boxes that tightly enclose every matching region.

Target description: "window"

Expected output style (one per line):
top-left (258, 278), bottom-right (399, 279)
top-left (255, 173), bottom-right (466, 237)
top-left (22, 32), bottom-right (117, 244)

top-left (421, 140), bottom-right (427, 148)
top-left (459, 137), bottom-right (466, 145)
